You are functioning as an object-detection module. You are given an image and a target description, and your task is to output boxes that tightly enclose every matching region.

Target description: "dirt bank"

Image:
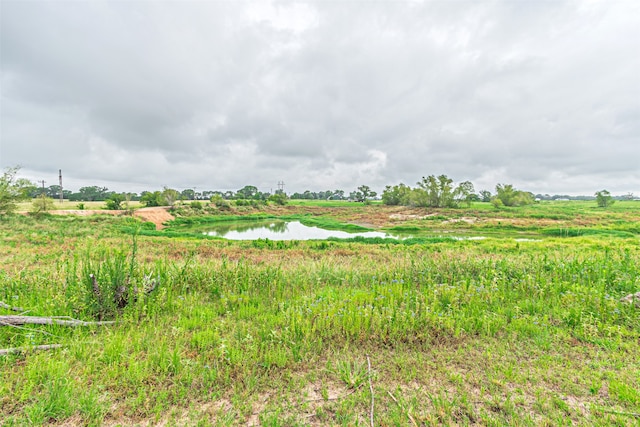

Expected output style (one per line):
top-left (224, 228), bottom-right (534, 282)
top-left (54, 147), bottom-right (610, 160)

top-left (133, 207), bottom-right (174, 229)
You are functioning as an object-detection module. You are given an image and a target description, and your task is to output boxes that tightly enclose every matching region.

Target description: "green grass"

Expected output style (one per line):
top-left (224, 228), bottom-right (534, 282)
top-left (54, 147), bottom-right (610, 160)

top-left (1, 203), bottom-right (640, 425)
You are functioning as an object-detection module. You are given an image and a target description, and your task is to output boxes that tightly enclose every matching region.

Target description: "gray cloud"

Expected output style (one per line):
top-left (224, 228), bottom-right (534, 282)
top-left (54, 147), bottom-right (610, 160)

top-left (1, 0), bottom-right (638, 195)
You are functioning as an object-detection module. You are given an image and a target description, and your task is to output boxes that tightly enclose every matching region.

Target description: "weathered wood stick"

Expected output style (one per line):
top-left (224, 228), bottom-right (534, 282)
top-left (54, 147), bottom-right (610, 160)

top-left (0, 316), bottom-right (115, 327)
top-left (0, 344), bottom-right (64, 356)
top-left (0, 302), bottom-right (25, 312)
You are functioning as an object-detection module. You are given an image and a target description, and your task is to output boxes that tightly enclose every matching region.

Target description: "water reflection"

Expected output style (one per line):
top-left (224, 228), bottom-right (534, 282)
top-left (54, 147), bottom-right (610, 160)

top-left (208, 220), bottom-right (289, 236)
top-left (203, 220), bottom-right (397, 241)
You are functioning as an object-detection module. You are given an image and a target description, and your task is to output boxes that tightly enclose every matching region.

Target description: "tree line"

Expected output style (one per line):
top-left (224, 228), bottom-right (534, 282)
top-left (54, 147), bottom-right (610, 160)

top-left (381, 176), bottom-right (534, 208)
top-left (0, 166), bottom-right (629, 215)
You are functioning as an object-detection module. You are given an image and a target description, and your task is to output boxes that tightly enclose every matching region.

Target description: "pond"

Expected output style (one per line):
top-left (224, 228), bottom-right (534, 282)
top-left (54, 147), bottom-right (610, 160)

top-left (202, 220), bottom-right (404, 241)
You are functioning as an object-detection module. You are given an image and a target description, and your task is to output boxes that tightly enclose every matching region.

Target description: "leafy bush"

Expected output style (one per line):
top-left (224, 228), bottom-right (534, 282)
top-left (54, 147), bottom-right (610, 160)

top-left (31, 195), bottom-right (56, 213)
top-left (105, 193), bottom-right (125, 210)
top-left (268, 193), bottom-right (288, 205)
top-left (0, 166), bottom-right (33, 215)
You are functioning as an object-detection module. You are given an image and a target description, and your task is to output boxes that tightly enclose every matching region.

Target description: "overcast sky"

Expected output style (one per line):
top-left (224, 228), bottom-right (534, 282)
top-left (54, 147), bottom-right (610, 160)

top-left (1, 0), bottom-right (639, 195)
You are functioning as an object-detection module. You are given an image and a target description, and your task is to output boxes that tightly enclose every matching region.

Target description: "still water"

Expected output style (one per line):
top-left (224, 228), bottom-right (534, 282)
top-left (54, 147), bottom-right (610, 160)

top-left (203, 220), bottom-right (402, 241)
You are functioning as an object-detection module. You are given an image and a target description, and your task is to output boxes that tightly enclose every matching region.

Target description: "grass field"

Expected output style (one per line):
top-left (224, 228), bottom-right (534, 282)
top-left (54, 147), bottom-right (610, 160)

top-left (15, 200), bottom-right (145, 212)
top-left (1, 201), bottom-right (639, 426)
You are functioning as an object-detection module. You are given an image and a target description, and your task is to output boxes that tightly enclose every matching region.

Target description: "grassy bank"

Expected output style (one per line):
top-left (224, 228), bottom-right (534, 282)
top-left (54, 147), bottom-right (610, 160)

top-left (1, 205), bottom-right (639, 425)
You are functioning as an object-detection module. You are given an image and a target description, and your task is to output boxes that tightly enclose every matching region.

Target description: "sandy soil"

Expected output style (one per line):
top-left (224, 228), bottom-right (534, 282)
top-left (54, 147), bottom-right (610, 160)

top-left (133, 207), bottom-right (174, 229)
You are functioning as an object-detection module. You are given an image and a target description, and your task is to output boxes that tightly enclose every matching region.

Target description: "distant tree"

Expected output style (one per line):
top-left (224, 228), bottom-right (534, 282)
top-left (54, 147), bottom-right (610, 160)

top-left (123, 193), bottom-right (135, 213)
top-left (595, 190), bottom-right (614, 208)
top-left (46, 185), bottom-right (60, 198)
top-left (414, 175), bottom-right (456, 208)
top-left (236, 185), bottom-right (259, 199)
top-left (44, 185), bottom-right (72, 200)
top-left (383, 176), bottom-right (477, 208)
top-left (479, 190), bottom-right (492, 203)
top-left (105, 193), bottom-right (126, 210)
top-left (181, 189), bottom-right (196, 200)
top-left (352, 185), bottom-right (377, 203)
top-left (493, 184), bottom-right (517, 207)
top-left (493, 184), bottom-right (534, 207)
top-left (77, 186), bottom-right (110, 201)
top-left (140, 191), bottom-right (165, 207)
top-left (0, 166), bottom-right (34, 215)
top-left (331, 190), bottom-right (345, 200)
top-left (382, 183), bottom-right (412, 206)
top-left (210, 194), bottom-right (231, 210)
top-left (454, 180), bottom-right (476, 207)
top-left (31, 195), bottom-right (55, 213)
top-left (268, 192), bottom-right (288, 206)
top-left (162, 187), bottom-right (180, 206)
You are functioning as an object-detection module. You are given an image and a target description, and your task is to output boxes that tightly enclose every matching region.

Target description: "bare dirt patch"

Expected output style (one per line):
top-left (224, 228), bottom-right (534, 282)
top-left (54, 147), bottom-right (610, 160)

top-left (442, 217), bottom-right (477, 225)
top-left (133, 207), bottom-right (175, 230)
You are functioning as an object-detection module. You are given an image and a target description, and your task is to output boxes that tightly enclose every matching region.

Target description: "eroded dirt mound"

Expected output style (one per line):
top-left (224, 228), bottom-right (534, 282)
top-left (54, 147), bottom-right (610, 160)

top-left (133, 207), bottom-right (174, 230)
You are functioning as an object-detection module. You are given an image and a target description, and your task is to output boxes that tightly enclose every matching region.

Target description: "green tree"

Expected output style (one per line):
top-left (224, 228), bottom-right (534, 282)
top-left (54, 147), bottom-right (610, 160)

top-left (210, 194), bottom-right (230, 210)
top-left (331, 190), bottom-right (345, 200)
top-left (140, 191), bottom-right (165, 207)
top-left (493, 184), bottom-right (534, 207)
top-left (31, 195), bottom-right (55, 213)
top-left (105, 193), bottom-right (126, 210)
top-left (77, 186), bottom-right (110, 201)
top-left (595, 190), bottom-right (614, 208)
top-left (162, 187), bottom-right (180, 206)
top-left (181, 189), bottom-right (196, 200)
top-left (236, 185), bottom-right (259, 199)
top-left (479, 190), bottom-right (492, 203)
top-left (382, 183), bottom-right (411, 206)
top-left (268, 192), bottom-right (288, 205)
top-left (415, 175), bottom-right (456, 208)
top-left (454, 180), bottom-right (476, 207)
top-left (353, 185), bottom-right (377, 203)
top-left (0, 166), bottom-right (34, 215)
top-left (494, 184), bottom-right (517, 207)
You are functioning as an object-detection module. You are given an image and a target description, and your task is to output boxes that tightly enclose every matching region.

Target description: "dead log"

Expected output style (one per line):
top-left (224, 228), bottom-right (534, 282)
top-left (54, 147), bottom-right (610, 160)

top-left (0, 316), bottom-right (115, 327)
top-left (0, 344), bottom-right (64, 356)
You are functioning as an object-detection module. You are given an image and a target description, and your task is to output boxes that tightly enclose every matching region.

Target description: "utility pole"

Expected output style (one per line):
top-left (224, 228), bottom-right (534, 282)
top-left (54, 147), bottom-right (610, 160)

top-left (277, 181), bottom-right (285, 194)
top-left (59, 169), bottom-right (63, 203)
top-left (38, 180), bottom-right (46, 196)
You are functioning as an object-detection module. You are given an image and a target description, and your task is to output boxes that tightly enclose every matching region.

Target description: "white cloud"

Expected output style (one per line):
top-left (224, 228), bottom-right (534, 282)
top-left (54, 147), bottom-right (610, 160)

top-left (1, 0), bottom-right (638, 195)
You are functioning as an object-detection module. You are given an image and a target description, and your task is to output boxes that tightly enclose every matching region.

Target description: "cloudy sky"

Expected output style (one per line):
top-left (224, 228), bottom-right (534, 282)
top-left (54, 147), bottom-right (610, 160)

top-left (1, 0), bottom-right (639, 195)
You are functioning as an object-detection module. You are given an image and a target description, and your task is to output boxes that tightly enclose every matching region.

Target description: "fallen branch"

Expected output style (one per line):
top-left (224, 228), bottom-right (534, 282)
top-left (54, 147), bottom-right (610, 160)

top-left (0, 302), bottom-right (24, 312)
top-left (599, 408), bottom-right (640, 418)
top-left (367, 354), bottom-right (374, 427)
top-left (0, 316), bottom-right (115, 327)
top-left (0, 344), bottom-right (64, 356)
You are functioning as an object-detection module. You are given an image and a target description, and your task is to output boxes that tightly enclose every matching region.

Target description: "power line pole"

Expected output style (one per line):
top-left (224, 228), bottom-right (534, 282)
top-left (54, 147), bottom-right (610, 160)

top-left (38, 180), bottom-right (46, 196)
top-left (277, 181), bottom-right (285, 194)
top-left (59, 169), bottom-right (63, 203)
